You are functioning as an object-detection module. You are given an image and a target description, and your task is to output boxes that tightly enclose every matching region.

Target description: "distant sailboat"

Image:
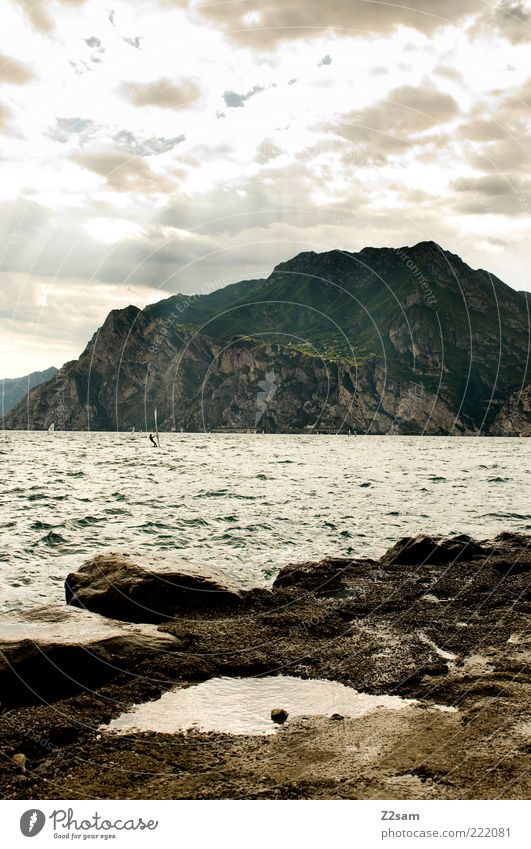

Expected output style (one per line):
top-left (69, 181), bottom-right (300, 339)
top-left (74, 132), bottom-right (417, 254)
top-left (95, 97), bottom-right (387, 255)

top-left (47, 423), bottom-right (55, 433)
top-left (131, 426), bottom-right (135, 433)
top-left (154, 408), bottom-right (161, 447)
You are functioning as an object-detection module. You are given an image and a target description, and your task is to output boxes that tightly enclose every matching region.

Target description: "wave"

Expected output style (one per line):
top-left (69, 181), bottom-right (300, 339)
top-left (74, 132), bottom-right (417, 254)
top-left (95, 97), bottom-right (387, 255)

top-left (41, 531), bottom-right (67, 546)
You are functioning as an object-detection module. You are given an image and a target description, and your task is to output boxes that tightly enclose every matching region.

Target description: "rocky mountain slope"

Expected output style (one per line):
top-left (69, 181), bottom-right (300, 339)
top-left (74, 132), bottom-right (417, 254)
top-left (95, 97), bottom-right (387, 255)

top-left (490, 385), bottom-right (531, 436)
top-left (1, 367), bottom-right (57, 416)
top-left (3, 241), bottom-right (530, 434)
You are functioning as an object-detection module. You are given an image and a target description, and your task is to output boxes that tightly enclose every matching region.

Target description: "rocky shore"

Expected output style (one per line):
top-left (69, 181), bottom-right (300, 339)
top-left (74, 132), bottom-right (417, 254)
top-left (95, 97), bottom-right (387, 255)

top-left (0, 531), bottom-right (529, 800)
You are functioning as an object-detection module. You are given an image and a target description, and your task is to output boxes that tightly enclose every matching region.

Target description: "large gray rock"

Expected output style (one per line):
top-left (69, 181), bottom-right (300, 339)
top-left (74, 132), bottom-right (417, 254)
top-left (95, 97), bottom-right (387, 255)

top-left (0, 605), bottom-right (177, 706)
top-left (65, 552), bottom-right (244, 623)
top-left (380, 533), bottom-right (486, 566)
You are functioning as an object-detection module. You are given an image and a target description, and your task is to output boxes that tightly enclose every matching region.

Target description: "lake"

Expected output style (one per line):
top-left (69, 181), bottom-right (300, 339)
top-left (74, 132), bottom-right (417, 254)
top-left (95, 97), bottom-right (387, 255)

top-left (0, 432), bottom-right (529, 614)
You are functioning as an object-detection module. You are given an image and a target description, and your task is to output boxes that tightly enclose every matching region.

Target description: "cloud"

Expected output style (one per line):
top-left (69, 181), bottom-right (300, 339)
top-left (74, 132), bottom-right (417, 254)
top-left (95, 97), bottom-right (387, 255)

top-left (0, 102), bottom-right (14, 133)
top-left (13, 0), bottom-right (87, 34)
top-left (0, 53), bottom-right (34, 84)
top-left (459, 117), bottom-right (508, 142)
top-left (0, 271), bottom-right (162, 377)
top-left (166, 0), bottom-right (487, 46)
top-left (434, 65), bottom-right (463, 82)
top-left (157, 159), bottom-right (338, 236)
top-left (361, 85), bottom-right (460, 133)
top-left (121, 78), bottom-right (201, 109)
top-left (453, 175), bottom-right (517, 197)
top-left (468, 137), bottom-right (531, 175)
top-left (75, 151), bottom-right (177, 193)
top-left (328, 85), bottom-right (459, 159)
top-left (51, 117), bottom-right (96, 144)
top-left (460, 79), bottom-right (531, 174)
top-left (123, 36), bottom-right (142, 50)
top-left (476, 0), bottom-right (531, 43)
top-left (255, 139), bottom-right (284, 163)
top-left (223, 85), bottom-right (265, 108)
top-left (113, 130), bottom-right (186, 156)
top-left (451, 173), bottom-right (531, 216)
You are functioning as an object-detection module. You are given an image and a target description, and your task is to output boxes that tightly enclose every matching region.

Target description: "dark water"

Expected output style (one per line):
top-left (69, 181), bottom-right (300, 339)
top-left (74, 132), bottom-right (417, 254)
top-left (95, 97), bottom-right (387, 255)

top-left (0, 432), bottom-right (529, 614)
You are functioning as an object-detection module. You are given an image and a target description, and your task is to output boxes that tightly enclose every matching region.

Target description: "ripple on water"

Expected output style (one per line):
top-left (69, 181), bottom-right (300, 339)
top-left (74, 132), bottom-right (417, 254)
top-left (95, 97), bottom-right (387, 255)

top-left (40, 531), bottom-right (68, 547)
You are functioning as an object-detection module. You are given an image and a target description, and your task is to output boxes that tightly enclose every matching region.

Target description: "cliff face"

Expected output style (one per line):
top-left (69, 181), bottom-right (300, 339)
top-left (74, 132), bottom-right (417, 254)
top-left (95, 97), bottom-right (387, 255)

top-left (3, 312), bottom-right (467, 434)
top-left (1, 367), bottom-right (57, 415)
top-left (3, 241), bottom-right (530, 434)
top-left (490, 385), bottom-right (531, 437)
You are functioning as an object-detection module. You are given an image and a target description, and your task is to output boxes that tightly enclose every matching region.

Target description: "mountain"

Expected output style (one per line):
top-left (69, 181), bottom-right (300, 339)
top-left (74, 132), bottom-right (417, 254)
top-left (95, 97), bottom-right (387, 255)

top-left (490, 385), bottom-right (531, 437)
top-left (3, 242), bottom-right (530, 434)
top-left (1, 367), bottom-right (57, 416)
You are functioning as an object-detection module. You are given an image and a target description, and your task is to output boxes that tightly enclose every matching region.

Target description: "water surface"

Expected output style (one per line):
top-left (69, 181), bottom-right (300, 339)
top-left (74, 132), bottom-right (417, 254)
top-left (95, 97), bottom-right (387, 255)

top-left (103, 675), bottom-right (415, 736)
top-left (0, 432), bottom-right (529, 614)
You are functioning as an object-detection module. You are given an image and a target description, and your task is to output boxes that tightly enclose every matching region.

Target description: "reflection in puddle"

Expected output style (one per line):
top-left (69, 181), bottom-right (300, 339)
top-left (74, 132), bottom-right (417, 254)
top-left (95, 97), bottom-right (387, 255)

top-left (103, 675), bottom-right (416, 736)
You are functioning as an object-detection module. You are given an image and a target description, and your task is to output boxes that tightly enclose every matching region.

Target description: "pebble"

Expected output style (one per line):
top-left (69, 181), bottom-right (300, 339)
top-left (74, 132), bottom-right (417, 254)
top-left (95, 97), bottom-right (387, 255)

top-left (271, 708), bottom-right (289, 723)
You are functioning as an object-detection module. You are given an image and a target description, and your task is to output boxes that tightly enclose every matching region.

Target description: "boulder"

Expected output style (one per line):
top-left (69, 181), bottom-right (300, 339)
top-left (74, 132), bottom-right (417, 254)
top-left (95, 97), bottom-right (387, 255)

top-left (273, 557), bottom-right (375, 592)
top-left (65, 552), bottom-right (244, 623)
top-left (0, 604), bottom-right (177, 706)
top-left (480, 532), bottom-right (531, 574)
top-left (380, 533), bottom-right (486, 566)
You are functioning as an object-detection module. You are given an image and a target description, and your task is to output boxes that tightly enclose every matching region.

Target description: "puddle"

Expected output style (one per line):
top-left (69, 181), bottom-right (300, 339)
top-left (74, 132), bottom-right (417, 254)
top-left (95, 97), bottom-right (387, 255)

top-left (102, 675), bottom-right (416, 737)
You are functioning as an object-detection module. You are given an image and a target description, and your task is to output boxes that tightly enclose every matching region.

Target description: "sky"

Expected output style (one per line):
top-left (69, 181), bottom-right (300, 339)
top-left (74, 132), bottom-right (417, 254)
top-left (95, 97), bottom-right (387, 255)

top-left (1, 0), bottom-right (531, 377)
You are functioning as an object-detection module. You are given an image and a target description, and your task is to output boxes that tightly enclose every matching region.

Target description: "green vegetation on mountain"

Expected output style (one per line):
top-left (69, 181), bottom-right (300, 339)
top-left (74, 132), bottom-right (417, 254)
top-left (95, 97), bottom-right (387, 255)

top-left (147, 241), bottom-right (530, 430)
top-left (3, 241), bottom-right (530, 434)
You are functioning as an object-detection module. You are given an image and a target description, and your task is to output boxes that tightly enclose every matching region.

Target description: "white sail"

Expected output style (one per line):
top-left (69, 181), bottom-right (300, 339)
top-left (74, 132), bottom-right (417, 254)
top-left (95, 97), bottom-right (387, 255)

top-left (47, 423), bottom-right (55, 433)
top-left (154, 408), bottom-right (160, 447)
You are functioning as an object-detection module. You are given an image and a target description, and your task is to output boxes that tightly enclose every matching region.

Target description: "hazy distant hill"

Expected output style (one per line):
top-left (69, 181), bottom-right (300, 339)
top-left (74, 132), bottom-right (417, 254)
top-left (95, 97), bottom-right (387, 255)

top-left (1, 367), bottom-right (57, 416)
top-left (3, 242), bottom-right (530, 434)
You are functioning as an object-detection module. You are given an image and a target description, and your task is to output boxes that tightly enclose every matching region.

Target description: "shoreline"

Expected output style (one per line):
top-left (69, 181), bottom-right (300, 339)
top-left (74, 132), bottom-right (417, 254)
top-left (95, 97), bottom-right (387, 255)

top-left (2, 429), bottom-right (530, 436)
top-left (0, 531), bottom-right (529, 800)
